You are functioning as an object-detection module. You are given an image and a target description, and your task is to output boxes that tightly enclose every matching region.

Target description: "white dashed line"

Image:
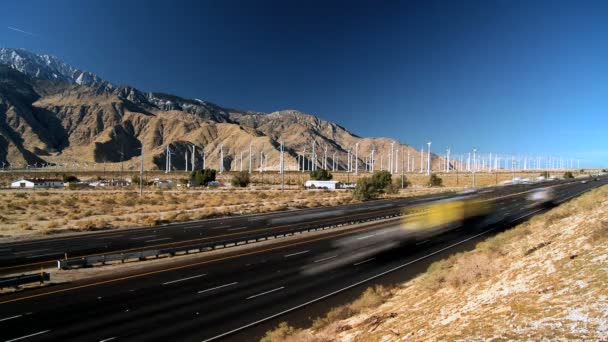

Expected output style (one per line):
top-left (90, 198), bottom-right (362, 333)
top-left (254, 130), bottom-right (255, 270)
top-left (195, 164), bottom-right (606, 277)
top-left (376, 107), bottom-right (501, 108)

top-left (353, 258), bottom-right (375, 266)
top-left (246, 287), bottom-right (285, 300)
top-left (284, 250), bottom-right (309, 258)
top-left (0, 314), bottom-right (22, 322)
top-left (313, 255), bottom-right (338, 263)
top-left (6, 330), bottom-right (51, 342)
top-left (145, 237), bottom-right (172, 243)
top-left (162, 273), bottom-right (206, 285)
top-left (198, 282), bottom-right (238, 294)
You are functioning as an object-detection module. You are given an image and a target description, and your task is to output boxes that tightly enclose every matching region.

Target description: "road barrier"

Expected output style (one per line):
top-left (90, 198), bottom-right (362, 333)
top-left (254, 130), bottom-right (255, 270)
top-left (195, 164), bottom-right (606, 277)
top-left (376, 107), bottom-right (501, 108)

top-left (57, 210), bottom-right (402, 270)
top-left (0, 272), bottom-right (50, 288)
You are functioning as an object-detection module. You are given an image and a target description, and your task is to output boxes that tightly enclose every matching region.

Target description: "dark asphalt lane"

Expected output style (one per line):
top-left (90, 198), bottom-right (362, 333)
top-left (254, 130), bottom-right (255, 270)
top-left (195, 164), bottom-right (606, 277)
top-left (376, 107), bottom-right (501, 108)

top-left (0, 179), bottom-right (585, 273)
top-left (0, 177), bottom-right (604, 342)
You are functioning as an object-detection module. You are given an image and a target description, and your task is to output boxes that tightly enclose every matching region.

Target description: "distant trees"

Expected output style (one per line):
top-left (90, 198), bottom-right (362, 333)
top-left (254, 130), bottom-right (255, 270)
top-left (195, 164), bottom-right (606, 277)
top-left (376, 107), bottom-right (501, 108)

top-left (231, 171), bottom-right (251, 187)
top-left (353, 171), bottom-right (393, 201)
top-left (353, 177), bottom-right (378, 201)
top-left (310, 169), bottom-right (333, 181)
top-left (370, 170), bottom-right (392, 190)
top-left (539, 171), bottom-right (550, 178)
top-left (62, 174), bottom-right (79, 183)
top-left (428, 173), bottom-right (443, 187)
top-left (190, 168), bottom-right (216, 186)
top-left (563, 171), bottom-right (574, 179)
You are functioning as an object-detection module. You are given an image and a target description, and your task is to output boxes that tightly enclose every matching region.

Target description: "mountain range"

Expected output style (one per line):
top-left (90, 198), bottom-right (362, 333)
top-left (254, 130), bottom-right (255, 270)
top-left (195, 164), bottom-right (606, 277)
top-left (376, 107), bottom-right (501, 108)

top-left (0, 48), bottom-right (445, 172)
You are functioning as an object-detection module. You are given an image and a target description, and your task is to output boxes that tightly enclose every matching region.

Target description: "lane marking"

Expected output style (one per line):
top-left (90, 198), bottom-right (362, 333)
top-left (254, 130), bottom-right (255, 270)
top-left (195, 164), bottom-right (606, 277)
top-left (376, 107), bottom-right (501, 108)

top-left (509, 208), bottom-right (544, 224)
top-left (313, 255), bottom-right (338, 263)
top-left (416, 239), bottom-right (431, 246)
top-left (197, 282), bottom-right (238, 294)
top-left (284, 250), bottom-right (309, 258)
top-left (227, 227), bottom-right (248, 232)
top-left (0, 314), bottom-right (22, 322)
top-left (0, 222), bottom-right (389, 304)
top-left (94, 234), bottom-right (124, 240)
top-left (210, 225), bottom-right (230, 230)
top-left (5, 330), bottom-right (51, 342)
top-left (129, 235), bottom-right (157, 240)
top-left (145, 238), bottom-right (172, 243)
top-left (201, 225), bottom-right (510, 342)
top-left (25, 252), bottom-right (62, 259)
top-left (13, 249), bottom-right (48, 255)
top-left (353, 258), bottom-right (375, 266)
top-left (99, 337), bottom-right (117, 342)
top-left (162, 273), bottom-right (206, 286)
top-left (4, 184), bottom-right (593, 306)
top-left (356, 234), bottom-right (376, 240)
top-left (246, 287), bottom-right (285, 300)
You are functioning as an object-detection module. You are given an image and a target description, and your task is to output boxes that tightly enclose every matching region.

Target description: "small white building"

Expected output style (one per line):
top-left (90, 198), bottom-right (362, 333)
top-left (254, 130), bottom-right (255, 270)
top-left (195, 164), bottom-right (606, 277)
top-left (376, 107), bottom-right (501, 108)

top-left (11, 178), bottom-right (64, 189)
top-left (305, 180), bottom-right (343, 190)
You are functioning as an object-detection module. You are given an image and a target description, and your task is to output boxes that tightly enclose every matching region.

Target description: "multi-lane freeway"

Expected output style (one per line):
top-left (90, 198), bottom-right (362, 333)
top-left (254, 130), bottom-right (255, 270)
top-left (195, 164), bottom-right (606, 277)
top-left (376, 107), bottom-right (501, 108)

top-left (0, 177), bottom-right (605, 341)
top-left (0, 179), bottom-right (589, 273)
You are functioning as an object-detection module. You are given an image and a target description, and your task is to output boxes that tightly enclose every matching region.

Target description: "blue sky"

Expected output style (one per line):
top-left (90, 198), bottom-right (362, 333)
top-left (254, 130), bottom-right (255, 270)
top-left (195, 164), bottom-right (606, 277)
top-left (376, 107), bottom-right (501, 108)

top-left (2, 0), bottom-right (607, 166)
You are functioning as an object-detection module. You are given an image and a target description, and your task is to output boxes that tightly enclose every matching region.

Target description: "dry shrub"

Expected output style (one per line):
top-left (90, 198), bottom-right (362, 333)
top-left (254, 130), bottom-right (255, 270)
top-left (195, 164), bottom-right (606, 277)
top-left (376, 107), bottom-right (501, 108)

top-left (261, 322), bottom-right (301, 342)
top-left (143, 216), bottom-right (161, 227)
top-left (312, 285), bottom-right (391, 331)
top-left (590, 220), bottom-right (608, 241)
top-left (175, 212), bottom-right (191, 221)
top-left (76, 219), bottom-right (109, 231)
top-left (445, 252), bottom-right (502, 288)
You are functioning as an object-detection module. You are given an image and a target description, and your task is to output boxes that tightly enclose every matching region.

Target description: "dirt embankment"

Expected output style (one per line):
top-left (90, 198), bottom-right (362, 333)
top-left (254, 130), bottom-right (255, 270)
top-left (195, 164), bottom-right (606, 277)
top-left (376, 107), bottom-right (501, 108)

top-left (263, 185), bottom-right (608, 341)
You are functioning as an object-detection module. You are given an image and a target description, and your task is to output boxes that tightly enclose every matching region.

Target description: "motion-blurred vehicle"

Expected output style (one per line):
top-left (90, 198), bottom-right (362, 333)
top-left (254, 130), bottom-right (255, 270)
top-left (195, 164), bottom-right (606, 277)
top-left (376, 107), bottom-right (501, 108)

top-left (526, 187), bottom-right (555, 208)
top-left (400, 196), bottom-right (492, 239)
top-left (302, 194), bottom-right (495, 275)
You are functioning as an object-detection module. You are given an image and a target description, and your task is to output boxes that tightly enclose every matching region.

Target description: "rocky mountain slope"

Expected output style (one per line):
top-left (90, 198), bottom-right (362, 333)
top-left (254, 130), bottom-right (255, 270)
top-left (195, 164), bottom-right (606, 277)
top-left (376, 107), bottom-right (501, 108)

top-left (0, 48), bottom-right (446, 171)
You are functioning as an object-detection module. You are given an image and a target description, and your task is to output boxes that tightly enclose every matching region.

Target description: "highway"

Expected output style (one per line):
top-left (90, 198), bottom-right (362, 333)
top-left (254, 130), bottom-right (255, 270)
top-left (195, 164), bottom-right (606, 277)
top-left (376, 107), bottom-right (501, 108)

top-left (0, 179), bottom-right (588, 274)
top-left (0, 177), bottom-right (605, 342)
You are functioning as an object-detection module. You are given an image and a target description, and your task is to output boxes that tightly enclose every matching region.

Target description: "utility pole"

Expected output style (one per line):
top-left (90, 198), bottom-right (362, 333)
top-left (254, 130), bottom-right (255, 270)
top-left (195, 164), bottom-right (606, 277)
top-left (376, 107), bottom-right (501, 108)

top-left (191, 145), bottom-right (196, 172)
top-left (473, 147), bottom-right (477, 187)
top-left (401, 147), bottom-right (405, 188)
top-left (280, 139), bottom-right (284, 191)
top-left (202, 149), bottom-right (206, 169)
top-left (312, 140), bottom-right (317, 171)
top-left (219, 144), bottom-right (224, 173)
top-left (390, 142), bottom-right (395, 175)
top-left (139, 145), bottom-right (144, 197)
top-left (420, 146), bottom-right (423, 173)
top-left (446, 147), bottom-right (451, 173)
top-left (355, 143), bottom-right (359, 176)
top-left (332, 151), bottom-right (336, 171)
top-left (427, 142), bottom-right (431, 175)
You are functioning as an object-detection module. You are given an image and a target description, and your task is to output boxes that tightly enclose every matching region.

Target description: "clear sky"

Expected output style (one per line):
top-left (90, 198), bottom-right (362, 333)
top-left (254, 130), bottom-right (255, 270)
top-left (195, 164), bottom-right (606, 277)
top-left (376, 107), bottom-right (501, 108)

top-left (2, 0), bottom-right (607, 166)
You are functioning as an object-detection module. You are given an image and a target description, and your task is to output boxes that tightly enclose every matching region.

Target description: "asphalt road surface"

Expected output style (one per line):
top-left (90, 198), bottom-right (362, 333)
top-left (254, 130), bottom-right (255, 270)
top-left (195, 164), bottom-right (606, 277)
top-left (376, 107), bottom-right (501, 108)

top-left (0, 177), bottom-right (605, 341)
top-left (0, 178), bottom-right (588, 274)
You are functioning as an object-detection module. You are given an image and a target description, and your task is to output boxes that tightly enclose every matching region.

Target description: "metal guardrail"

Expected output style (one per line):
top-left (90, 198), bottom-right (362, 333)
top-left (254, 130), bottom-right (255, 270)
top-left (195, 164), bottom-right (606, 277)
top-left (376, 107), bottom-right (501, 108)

top-left (0, 272), bottom-right (50, 288)
top-left (58, 210), bottom-right (402, 270)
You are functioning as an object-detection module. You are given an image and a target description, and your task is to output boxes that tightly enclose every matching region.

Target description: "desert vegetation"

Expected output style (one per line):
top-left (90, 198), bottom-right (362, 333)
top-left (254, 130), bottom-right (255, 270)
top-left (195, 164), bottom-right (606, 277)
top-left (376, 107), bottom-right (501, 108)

top-left (262, 185), bottom-right (608, 341)
top-left (0, 189), bottom-right (354, 240)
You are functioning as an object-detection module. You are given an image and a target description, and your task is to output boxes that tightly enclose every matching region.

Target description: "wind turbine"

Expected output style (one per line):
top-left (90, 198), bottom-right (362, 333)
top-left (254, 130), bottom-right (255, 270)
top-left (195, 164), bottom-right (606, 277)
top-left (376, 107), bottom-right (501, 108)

top-left (426, 142), bottom-right (431, 175)
top-left (249, 143), bottom-right (253, 174)
top-left (355, 143), bottom-right (359, 176)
